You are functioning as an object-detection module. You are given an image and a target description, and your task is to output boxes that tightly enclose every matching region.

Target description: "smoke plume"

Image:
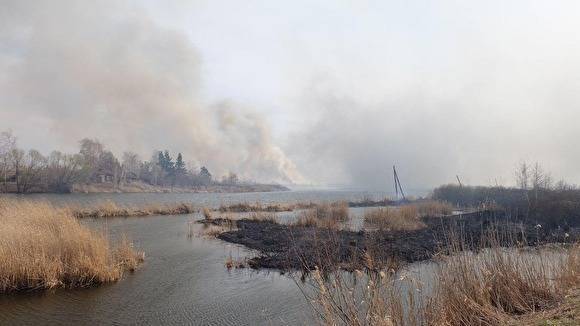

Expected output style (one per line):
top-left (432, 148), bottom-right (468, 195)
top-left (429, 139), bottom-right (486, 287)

top-left (0, 0), bottom-right (302, 183)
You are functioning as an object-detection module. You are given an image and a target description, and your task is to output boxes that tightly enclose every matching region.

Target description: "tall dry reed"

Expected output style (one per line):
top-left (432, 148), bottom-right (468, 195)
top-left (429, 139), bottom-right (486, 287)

top-left (363, 207), bottom-right (425, 231)
top-left (300, 230), bottom-right (580, 325)
top-left (0, 200), bottom-right (143, 293)
top-left (293, 201), bottom-right (349, 229)
top-left (72, 200), bottom-right (195, 218)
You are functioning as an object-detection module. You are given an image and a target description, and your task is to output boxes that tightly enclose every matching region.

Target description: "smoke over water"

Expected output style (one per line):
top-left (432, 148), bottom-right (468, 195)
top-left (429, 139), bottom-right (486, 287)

top-left (0, 0), bottom-right (303, 184)
top-left (4, 1), bottom-right (580, 189)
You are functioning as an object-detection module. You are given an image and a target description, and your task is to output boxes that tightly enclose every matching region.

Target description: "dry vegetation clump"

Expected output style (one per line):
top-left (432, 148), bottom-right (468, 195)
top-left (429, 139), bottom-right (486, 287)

top-left (301, 231), bottom-right (580, 325)
top-left (202, 207), bottom-right (212, 220)
top-left (73, 200), bottom-right (195, 218)
top-left (299, 255), bottom-right (425, 326)
top-left (0, 200), bottom-right (144, 293)
top-left (293, 201), bottom-right (349, 229)
top-left (293, 213), bottom-right (319, 227)
top-left (198, 215), bottom-right (237, 238)
top-left (427, 249), bottom-right (564, 325)
top-left (415, 200), bottom-right (454, 217)
top-left (363, 207), bottom-right (426, 231)
top-left (225, 254), bottom-right (248, 270)
top-left (248, 212), bottom-right (277, 223)
top-left (218, 202), bottom-right (294, 213)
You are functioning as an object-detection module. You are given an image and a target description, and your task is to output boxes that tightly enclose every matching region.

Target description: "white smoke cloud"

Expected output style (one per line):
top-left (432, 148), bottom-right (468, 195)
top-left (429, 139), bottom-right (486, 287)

top-left (0, 0), bottom-right (303, 183)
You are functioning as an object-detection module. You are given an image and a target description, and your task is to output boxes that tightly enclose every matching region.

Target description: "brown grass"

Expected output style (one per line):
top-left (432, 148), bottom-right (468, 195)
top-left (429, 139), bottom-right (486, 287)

top-left (225, 254), bottom-right (248, 270)
top-left (427, 248), bottom-right (566, 325)
top-left (218, 202), bottom-right (294, 213)
top-left (73, 200), bottom-right (196, 218)
top-left (415, 200), bottom-right (454, 217)
top-left (0, 200), bottom-right (144, 293)
top-left (300, 231), bottom-right (580, 325)
top-left (363, 207), bottom-right (426, 231)
top-left (202, 207), bottom-right (212, 220)
top-left (248, 212), bottom-right (277, 223)
top-left (292, 201), bottom-right (349, 229)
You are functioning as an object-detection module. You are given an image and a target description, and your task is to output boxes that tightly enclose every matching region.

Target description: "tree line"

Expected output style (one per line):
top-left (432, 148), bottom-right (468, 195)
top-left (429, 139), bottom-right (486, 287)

top-left (0, 131), bottom-right (240, 193)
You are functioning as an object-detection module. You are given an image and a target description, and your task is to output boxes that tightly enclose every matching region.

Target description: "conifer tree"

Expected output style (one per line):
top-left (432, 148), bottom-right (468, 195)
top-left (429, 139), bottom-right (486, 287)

top-left (175, 153), bottom-right (186, 174)
top-left (163, 150), bottom-right (174, 172)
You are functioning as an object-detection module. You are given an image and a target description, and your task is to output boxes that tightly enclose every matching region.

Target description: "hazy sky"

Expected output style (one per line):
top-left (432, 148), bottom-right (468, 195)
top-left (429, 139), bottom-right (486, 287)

top-left (2, 1), bottom-right (580, 189)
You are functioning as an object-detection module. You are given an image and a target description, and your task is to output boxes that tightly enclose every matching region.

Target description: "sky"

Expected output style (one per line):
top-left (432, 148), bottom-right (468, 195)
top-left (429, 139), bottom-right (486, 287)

top-left (2, 1), bottom-right (580, 190)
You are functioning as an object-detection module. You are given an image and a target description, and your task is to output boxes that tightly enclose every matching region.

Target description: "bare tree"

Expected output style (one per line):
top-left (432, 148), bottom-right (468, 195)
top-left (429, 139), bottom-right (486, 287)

top-left (531, 162), bottom-right (545, 190)
top-left (18, 150), bottom-right (47, 193)
top-left (46, 151), bottom-right (83, 192)
top-left (9, 148), bottom-right (24, 193)
top-left (0, 131), bottom-right (17, 192)
top-left (121, 151), bottom-right (140, 184)
top-left (515, 162), bottom-right (529, 190)
top-left (79, 138), bottom-right (104, 181)
top-left (223, 172), bottom-right (239, 185)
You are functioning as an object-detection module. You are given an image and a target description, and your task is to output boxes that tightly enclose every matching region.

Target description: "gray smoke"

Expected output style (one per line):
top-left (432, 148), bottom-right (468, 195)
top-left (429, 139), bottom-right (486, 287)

top-left (0, 0), bottom-right (302, 183)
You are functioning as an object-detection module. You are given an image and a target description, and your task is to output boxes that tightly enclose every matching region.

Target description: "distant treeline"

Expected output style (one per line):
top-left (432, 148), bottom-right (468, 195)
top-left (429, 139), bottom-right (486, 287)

top-left (433, 163), bottom-right (579, 228)
top-left (0, 131), bottom-right (242, 193)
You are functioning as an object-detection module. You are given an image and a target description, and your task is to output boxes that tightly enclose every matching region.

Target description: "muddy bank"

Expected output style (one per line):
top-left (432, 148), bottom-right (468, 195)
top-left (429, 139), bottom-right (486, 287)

top-left (204, 211), bottom-right (579, 272)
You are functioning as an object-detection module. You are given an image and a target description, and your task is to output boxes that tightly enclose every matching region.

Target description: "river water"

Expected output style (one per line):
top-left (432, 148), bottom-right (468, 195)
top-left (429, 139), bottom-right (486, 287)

top-left (0, 189), bottom-right (389, 325)
top-left (0, 189), bottom-right (568, 325)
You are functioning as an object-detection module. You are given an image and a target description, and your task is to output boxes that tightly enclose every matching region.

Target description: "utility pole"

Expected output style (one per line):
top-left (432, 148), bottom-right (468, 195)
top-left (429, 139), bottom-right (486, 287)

top-left (393, 165), bottom-right (406, 201)
top-left (456, 175), bottom-right (463, 187)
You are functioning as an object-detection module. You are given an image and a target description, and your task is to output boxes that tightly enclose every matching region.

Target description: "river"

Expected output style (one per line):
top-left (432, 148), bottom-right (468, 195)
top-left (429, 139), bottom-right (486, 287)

top-left (0, 189), bottom-right (389, 325)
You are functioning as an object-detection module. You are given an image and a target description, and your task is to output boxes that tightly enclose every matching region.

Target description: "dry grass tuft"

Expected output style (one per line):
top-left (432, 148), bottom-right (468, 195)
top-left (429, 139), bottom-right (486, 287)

top-left (300, 231), bottom-right (580, 325)
top-left (225, 254), bottom-right (248, 270)
top-left (218, 202), bottom-right (294, 213)
top-left (427, 248), bottom-right (564, 325)
top-left (248, 212), bottom-right (277, 223)
top-left (73, 200), bottom-right (195, 218)
top-left (415, 200), bottom-right (454, 217)
top-left (292, 201), bottom-right (349, 229)
top-left (0, 200), bottom-right (143, 293)
top-left (202, 207), bottom-right (212, 220)
top-left (363, 207), bottom-right (426, 231)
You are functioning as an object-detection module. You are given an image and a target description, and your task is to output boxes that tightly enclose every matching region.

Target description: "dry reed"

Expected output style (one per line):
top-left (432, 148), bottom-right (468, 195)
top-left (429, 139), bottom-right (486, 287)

top-left (218, 202), bottom-right (294, 213)
top-left (0, 200), bottom-right (144, 293)
top-left (415, 200), bottom-right (454, 217)
top-left (363, 207), bottom-right (426, 231)
top-left (300, 231), bottom-right (580, 325)
top-left (73, 200), bottom-right (195, 218)
top-left (293, 201), bottom-right (349, 229)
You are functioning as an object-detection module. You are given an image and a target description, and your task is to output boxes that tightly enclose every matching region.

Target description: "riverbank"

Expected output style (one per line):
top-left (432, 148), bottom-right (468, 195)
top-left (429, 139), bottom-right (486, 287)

top-left (0, 180), bottom-right (290, 194)
top-left (71, 181), bottom-right (290, 194)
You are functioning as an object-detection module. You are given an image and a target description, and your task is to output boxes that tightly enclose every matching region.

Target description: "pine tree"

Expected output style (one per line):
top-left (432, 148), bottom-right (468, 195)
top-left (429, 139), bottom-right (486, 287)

top-left (175, 153), bottom-right (186, 174)
top-left (163, 150), bottom-right (174, 172)
top-left (157, 151), bottom-right (166, 170)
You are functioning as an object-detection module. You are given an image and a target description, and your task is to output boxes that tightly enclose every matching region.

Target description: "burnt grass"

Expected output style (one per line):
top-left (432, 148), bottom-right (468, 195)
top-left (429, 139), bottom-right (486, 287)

top-left (202, 211), bottom-right (580, 273)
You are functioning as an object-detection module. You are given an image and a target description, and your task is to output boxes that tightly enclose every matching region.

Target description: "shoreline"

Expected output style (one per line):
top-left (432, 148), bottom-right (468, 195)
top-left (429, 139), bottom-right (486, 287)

top-left (1, 182), bottom-right (290, 194)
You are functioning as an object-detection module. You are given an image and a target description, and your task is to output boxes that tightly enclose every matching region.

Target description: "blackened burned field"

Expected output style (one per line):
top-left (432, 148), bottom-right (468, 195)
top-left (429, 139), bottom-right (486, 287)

top-left (202, 211), bottom-right (579, 272)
